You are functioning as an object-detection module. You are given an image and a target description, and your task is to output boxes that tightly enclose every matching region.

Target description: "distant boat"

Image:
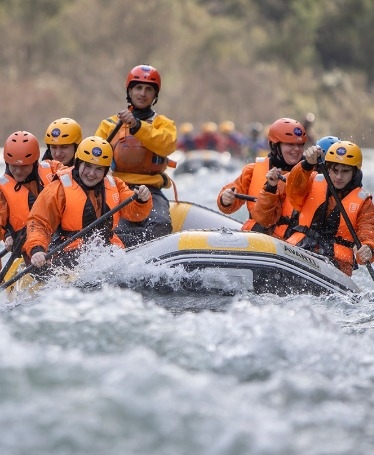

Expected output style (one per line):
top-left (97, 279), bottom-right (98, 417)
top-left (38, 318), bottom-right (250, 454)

top-left (171, 149), bottom-right (243, 176)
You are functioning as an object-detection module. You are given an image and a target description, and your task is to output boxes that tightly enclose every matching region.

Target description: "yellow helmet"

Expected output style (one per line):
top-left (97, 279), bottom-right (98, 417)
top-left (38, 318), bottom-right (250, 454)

top-left (325, 141), bottom-right (362, 169)
top-left (179, 122), bottom-right (194, 134)
top-left (219, 120), bottom-right (235, 134)
top-left (201, 122), bottom-right (218, 133)
top-left (45, 118), bottom-right (82, 145)
top-left (75, 136), bottom-right (113, 167)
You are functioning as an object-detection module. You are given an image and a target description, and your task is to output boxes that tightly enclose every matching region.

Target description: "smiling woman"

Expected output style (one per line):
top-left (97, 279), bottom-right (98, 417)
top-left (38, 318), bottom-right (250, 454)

top-left (24, 135), bottom-right (152, 270)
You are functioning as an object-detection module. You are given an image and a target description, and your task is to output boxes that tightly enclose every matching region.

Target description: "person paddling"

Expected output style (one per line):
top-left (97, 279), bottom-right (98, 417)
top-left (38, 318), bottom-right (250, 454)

top-left (285, 141), bottom-right (374, 276)
top-left (251, 135), bottom-right (341, 240)
top-left (94, 64), bottom-right (177, 247)
top-left (217, 117), bottom-right (306, 236)
top-left (0, 131), bottom-right (65, 267)
top-left (25, 136), bottom-right (152, 269)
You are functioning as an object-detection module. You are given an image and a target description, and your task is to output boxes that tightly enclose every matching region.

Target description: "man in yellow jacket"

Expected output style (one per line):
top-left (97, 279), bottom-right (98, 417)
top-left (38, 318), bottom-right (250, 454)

top-left (94, 64), bottom-right (177, 247)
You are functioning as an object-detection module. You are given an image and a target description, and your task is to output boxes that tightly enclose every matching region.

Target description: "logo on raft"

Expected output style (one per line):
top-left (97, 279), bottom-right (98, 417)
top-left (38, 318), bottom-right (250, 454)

top-left (283, 244), bottom-right (320, 269)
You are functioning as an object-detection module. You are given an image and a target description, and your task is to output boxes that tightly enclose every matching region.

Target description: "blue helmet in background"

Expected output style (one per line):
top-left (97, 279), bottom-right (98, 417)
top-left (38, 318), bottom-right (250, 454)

top-left (316, 136), bottom-right (340, 158)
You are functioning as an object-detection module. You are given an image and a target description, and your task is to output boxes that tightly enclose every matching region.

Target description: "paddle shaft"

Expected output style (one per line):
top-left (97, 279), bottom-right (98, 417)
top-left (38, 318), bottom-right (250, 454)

top-left (317, 157), bottom-right (374, 280)
top-left (0, 193), bottom-right (139, 290)
top-left (234, 193), bottom-right (257, 202)
top-left (106, 119), bottom-right (123, 143)
top-left (232, 174), bottom-right (286, 203)
top-left (0, 229), bottom-right (27, 283)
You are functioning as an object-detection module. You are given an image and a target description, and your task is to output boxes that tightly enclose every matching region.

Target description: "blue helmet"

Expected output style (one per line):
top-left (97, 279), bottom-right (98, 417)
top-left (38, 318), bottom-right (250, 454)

top-left (316, 136), bottom-right (340, 157)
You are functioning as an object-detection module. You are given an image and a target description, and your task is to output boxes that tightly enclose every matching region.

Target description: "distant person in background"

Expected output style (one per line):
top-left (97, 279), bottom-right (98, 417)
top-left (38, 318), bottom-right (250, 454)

top-left (43, 117), bottom-right (83, 167)
top-left (218, 120), bottom-right (247, 159)
top-left (25, 136), bottom-right (152, 269)
top-left (176, 122), bottom-right (196, 151)
top-left (217, 117), bottom-right (306, 235)
top-left (285, 141), bottom-right (374, 276)
top-left (303, 112), bottom-right (317, 148)
top-left (94, 64), bottom-right (177, 247)
top-left (245, 122), bottom-right (269, 161)
top-left (0, 131), bottom-right (65, 264)
top-left (194, 121), bottom-right (226, 152)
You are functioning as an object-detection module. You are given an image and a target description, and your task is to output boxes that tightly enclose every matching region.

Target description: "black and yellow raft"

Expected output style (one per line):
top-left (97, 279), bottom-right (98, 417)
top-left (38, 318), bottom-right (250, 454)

top-left (1, 201), bottom-right (360, 299)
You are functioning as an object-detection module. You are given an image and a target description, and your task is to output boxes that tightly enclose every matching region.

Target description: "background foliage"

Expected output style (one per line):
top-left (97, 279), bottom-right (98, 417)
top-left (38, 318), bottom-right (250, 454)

top-left (1, 0), bottom-right (374, 146)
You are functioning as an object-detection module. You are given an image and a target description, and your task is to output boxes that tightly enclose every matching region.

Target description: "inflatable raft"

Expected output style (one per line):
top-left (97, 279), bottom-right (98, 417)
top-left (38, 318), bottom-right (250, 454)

top-left (121, 228), bottom-right (360, 297)
top-left (1, 201), bottom-right (360, 299)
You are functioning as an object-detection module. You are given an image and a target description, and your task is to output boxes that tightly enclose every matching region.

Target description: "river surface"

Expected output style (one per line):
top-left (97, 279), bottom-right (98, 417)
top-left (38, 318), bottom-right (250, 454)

top-left (1, 151), bottom-right (374, 455)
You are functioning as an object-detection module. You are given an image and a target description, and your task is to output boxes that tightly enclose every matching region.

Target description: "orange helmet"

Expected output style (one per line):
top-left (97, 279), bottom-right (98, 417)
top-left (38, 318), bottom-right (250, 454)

top-left (126, 65), bottom-right (161, 92)
top-left (4, 131), bottom-right (40, 165)
top-left (268, 118), bottom-right (306, 144)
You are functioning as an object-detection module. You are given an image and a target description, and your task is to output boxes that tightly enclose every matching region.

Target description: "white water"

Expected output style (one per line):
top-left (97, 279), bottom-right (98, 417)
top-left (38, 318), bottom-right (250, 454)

top-left (1, 151), bottom-right (374, 455)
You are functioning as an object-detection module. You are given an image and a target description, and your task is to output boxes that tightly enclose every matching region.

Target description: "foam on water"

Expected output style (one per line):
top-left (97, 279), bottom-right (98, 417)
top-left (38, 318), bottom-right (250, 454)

top-left (1, 150), bottom-right (374, 454)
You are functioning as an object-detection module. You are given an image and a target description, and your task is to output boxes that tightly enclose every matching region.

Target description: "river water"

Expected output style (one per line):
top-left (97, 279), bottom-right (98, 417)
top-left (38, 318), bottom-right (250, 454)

top-left (1, 151), bottom-right (374, 455)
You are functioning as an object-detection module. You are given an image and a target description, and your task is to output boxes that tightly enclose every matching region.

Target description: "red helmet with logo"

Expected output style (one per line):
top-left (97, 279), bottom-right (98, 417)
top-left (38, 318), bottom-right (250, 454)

top-left (268, 118), bottom-right (306, 144)
top-left (125, 65), bottom-right (161, 92)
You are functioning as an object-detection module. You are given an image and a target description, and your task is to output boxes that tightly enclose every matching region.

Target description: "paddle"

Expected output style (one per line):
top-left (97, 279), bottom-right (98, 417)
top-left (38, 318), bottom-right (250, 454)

top-left (317, 157), bottom-right (374, 280)
top-left (0, 120), bottom-right (122, 274)
top-left (234, 193), bottom-right (257, 202)
top-left (0, 229), bottom-right (27, 283)
top-left (232, 173), bottom-right (286, 203)
top-left (106, 119), bottom-right (123, 143)
top-left (0, 192), bottom-right (139, 291)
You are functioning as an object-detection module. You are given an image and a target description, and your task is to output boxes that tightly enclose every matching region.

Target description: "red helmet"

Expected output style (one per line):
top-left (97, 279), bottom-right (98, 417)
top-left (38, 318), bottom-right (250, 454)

top-left (4, 131), bottom-right (40, 165)
top-left (268, 118), bottom-right (306, 144)
top-left (126, 65), bottom-right (161, 92)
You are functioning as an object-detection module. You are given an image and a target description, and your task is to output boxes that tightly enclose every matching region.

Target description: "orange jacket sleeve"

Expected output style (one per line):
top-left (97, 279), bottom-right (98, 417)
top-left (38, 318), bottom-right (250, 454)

top-left (25, 181), bottom-right (66, 255)
top-left (251, 180), bottom-right (287, 228)
top-left (353, 197), bottom-right (374, 264)
top-left (114, 177), bottom-right (153, 221)
top-left (286, 161), bottom-right (317, 211)
top-left (216, 163), bottom-right (255, 214)
top-left (0, 191), bottom-right (9, 240)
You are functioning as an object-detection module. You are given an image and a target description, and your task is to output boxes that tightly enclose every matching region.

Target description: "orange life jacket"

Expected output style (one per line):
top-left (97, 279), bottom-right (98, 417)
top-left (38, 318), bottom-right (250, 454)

top-left (0, 163), bottom-right (56, 232)
top-left (58, 170), bottom-right (124, 251)
top-left (111, 115), bottom-right (175, 175)
top-left (272, 195), bottom-right (299, 240)
top-left (242, 157), bottom-right (272, 232)
top-left (287, 174), bottom-right (369, 266)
